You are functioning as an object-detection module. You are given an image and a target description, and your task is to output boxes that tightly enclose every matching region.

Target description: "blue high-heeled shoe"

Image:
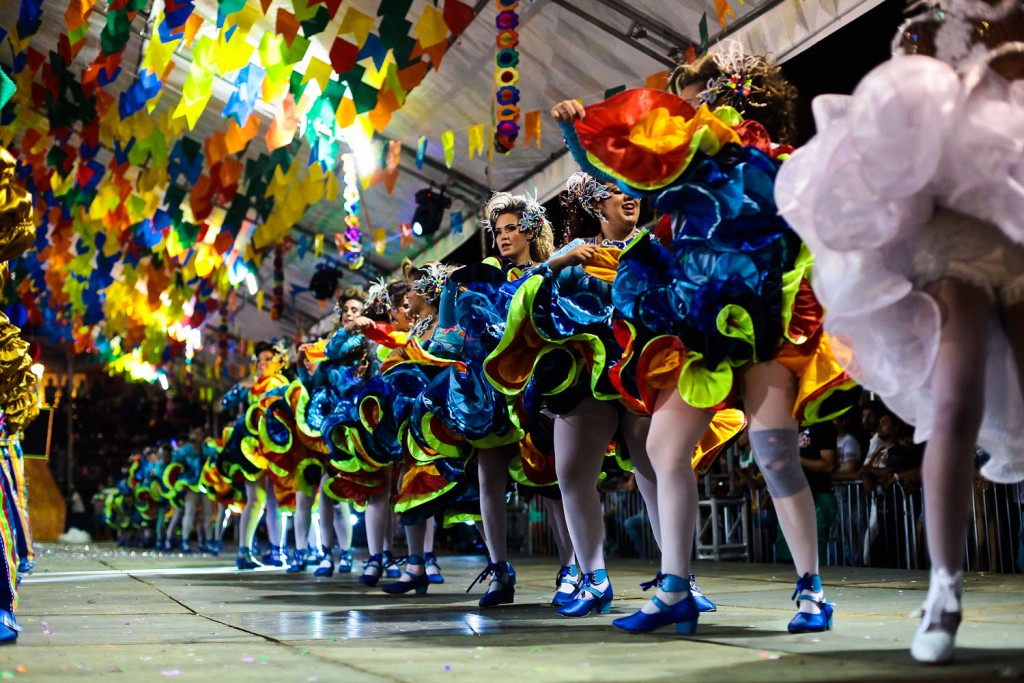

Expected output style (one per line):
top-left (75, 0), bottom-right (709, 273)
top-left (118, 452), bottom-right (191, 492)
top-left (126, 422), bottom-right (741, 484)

top-left (0, 610), bottom-right (20, 644)
top-left (552, 564), bottom-right (580, 606)
top-left (469, 562), bottom-right (516, 608)
top-left (556, 569), bottom-right (613, 617)
top-left (17, 559), bottom-right (33, 574)
top-left (337, 548), bottom-right (354, 574)
top-left (612, 573), bottom-right (699, 634)
top-left (787, 573), bottom-right (834, 633)
top-left (313, 545), bottom-right (335, 577)
top-left (236, 548), bottom-right (263, 570)
top-left (425, 552), bottom-right (445, 584)
top-left (382, 551), bottom-right (404, 579)
top-left (207, 540), bottom-right (221, 557)
top-left (262, 545), bottom-right (287, 568)
top-left (689, 573), bottom-right (717, 612)
top-left (381, 555), bottom-right (429, 595)
top-left (287, 548), bottom-right (309, 574)
top-left (359, 554), bottom-right (384, 586)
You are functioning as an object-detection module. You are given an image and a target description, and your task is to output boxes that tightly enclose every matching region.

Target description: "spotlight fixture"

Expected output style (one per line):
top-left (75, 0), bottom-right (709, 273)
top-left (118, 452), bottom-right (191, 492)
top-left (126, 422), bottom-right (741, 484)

top-left (308, 261), bottom-right (342, 301)
top-left (410, 186), bottom-right (452, 237)
top-left (668, 46), bottom-right (687, 64)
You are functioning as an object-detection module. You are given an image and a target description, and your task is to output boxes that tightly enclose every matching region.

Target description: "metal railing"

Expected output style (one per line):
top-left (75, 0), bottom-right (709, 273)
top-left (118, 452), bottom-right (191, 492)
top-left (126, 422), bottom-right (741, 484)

top-left (523, 477), bottom-right (1024, 575)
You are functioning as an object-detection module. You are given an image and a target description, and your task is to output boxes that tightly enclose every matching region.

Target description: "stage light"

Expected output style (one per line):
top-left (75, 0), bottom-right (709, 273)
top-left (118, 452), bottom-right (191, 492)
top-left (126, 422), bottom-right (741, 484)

top-left (308, 262), bottom-right (342, 301)
top-left (410, 187), bottom-right (451, 237)
top-left (30, 363), bottom-right (44, 379)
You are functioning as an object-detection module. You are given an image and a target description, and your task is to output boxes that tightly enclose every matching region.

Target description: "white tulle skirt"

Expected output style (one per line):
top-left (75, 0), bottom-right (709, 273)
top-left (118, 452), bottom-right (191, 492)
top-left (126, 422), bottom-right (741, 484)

top-left (776, 54), bottom-right (1024, 483)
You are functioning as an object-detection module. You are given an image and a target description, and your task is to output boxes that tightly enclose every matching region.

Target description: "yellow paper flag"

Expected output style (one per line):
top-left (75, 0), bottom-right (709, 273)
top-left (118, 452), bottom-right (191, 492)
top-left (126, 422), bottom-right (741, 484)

top-left (416, 5), bottom-right (449, 47)
top-left (467, 123), bottom-right (484, 159)
top-left (303, 58), bottom-right (333, 91)
top-left (314, 234), bottom-right (323, 256)
top-left (337, 8), bottom-right (375, 48)
top-left (256, 290), bottom-right (264, 310)
top-left (442, 130), bottom-right (454, 168)
top-left (373, 228), bottom-right (387, 254)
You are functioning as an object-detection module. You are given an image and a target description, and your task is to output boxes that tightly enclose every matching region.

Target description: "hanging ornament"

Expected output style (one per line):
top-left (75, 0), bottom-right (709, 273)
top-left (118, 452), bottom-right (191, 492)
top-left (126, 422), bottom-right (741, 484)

top-left (493, 0), bottom-right (521, 153)
top-left (341, 153), bottom-right (364, 270)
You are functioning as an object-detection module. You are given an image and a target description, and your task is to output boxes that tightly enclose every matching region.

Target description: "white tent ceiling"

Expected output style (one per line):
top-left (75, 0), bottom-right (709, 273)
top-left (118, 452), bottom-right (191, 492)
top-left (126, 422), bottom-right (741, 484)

top-left (0, 0), bottom-right (884, 353)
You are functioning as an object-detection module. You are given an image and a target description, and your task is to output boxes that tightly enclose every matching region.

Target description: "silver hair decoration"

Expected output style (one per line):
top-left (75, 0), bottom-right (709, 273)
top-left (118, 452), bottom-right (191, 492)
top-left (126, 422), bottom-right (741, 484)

top-left (363, 277), bottom-right (392, 318)
top-left (410, 262), bottom-right (457, 304)
top-left (482, 190), bottom-right (550, 243)
top-left (564, 171), bottom-right (612, 220)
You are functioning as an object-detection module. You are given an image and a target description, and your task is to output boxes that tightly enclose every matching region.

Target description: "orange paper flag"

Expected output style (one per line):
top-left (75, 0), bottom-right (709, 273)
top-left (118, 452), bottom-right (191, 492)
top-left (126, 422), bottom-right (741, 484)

top-left (524, 110), bottom-right (541, 148)
top-left (645, 71), bottom-right (669, 91)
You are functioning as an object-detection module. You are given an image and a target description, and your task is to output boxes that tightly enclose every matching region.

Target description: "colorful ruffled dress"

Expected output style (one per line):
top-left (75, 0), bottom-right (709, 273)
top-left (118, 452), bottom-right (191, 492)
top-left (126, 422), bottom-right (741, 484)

top-left (414, 258), bottom-right (559, 492)
top-left (310, 327), bottom-right (390, 506)
top-left (163, 440), bottom-right (213, 508)
top-left (558, 88), bottom-right (857, 442)
top-left (384, 323), bottom-right (481, 527)
top-left (775, 14), bottom-right (1024, 482)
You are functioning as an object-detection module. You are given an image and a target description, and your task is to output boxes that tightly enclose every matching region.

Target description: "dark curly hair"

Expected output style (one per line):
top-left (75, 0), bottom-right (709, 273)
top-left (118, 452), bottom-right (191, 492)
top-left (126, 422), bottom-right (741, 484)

top-left (668, 50), bottom-right (799, 145)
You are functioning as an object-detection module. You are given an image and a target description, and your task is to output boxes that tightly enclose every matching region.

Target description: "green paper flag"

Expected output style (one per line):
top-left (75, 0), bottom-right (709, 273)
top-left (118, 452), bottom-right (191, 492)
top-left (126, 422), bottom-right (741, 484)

top-left (699, 13), bottom-right (709, 56)
top-left (0, 69), bottom-right (14, 111)
top-left (604, 85), bottom-right (626, 99)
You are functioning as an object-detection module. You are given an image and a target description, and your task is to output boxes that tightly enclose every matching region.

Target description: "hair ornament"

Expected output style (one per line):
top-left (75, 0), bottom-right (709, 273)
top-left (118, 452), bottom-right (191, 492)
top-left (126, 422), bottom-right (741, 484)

top-left (564, 171), bottom-right (612, 220)
top-left (700, 40), bottom-right (771, 110)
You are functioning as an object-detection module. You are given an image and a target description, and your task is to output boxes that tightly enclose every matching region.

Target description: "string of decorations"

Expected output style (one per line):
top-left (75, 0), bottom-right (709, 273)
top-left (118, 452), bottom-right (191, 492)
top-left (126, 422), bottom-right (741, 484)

top-left (270, 243), bottom-right (284, 321)
top-left (494, 0), bottom-right (521, 153)
top-left (341, 153), bottom-right (364, 271)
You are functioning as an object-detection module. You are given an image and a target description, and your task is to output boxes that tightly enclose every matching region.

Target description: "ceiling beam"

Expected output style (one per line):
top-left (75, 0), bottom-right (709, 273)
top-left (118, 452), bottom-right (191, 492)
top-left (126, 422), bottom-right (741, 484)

top-left (586, 0), bottom-right (699, 47)
top-left (547, 0), bottom-right (676, 67)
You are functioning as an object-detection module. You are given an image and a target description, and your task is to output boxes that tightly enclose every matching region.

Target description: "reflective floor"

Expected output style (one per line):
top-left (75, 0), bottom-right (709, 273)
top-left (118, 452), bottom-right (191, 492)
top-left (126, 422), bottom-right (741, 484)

top-left (8, 544), bottom-right (1024, 681)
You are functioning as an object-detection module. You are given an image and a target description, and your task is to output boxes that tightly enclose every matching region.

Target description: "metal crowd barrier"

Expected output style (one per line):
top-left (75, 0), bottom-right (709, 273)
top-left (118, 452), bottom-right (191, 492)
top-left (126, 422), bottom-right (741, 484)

top-left (522, 476), bottom-right (1024, 575)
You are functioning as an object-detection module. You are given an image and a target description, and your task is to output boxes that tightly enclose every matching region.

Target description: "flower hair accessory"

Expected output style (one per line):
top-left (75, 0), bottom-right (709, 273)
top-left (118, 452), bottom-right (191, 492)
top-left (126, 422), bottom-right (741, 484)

top-left (363, 277), bottom-right (392, 318)
top-left (564, 171), bottom-right (612, 220)
top-left (482, 190), bottom-right (550, 243)
top-left (699, 40), bottom-right (770, 111)
top-left (406, 261), bottom-right (456, 305)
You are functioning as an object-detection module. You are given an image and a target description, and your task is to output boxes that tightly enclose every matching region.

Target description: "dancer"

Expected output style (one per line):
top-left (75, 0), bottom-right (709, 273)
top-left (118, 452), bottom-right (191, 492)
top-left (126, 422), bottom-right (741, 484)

top-left (552, 42), bottom-right (855, 634)
top-left (216, 341), bottom-right (292, 569)
top-left (414, 191), bottom-right (571, 607)
top-left (776, 0), bottom-right (1024, 663)
top-left (484, 171), bottom-right (742, 617)
top-left (323, 278), bottom-right (412, 586)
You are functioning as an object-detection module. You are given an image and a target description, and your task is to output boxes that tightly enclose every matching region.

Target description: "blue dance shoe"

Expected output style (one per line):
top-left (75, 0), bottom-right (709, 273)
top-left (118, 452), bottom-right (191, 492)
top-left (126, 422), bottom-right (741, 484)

top-left (689, 573), bottom-right (717, 612)
top-left (556, 569), bottom-right (613, 617)
top-left (0, 610), bottom-right (20, 644)
top-left (468, 562), bottom-right (516, 608)
top-left (425, 552), bottom-right (445, 584)
top-left (612, 573), bottom-right (699, 634)
top-left (337, 548), bottom-right (354, 574)
top-left (359, 554), bottom-right (383, 586)
top-left (381, 555), bottom-right (430, 595)
top-left (287, 548), bottom-right (309, 574)
top-left (236, 548), bottom-right (263, 570)
top-left (382, 551), bottom-right (404, 579)
top-left (551, 565), bottom-right (580, 606)
top-left (787, 573), bottom-right (834, 633)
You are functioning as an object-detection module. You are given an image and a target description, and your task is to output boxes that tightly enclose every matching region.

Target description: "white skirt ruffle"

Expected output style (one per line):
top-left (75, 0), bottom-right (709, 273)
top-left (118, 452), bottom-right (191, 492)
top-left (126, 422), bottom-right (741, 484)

top-left (776, 55), bottom-right (1024, 483)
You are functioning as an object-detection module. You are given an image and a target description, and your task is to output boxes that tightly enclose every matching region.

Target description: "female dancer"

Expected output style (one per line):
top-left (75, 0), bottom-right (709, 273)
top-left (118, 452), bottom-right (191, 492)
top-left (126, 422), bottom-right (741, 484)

top-left (217, 341), bottom-right (291, 569)
top-left (377, 260), bottom-right (461, 594)
top-left (328, 278), bottom-right (412, 586)
top-left (162, 427), bottom-right (212, 552)
top-left (484, 175), bottom-right (711, 617)
top-left (288, 287), bottom-right (365, 575)
top-left (776, 0), bottom-right (1024, 662)
top-left (414, 191), bottom-right (575, 606)
top-left (552, 42), bottom-right (855, 633)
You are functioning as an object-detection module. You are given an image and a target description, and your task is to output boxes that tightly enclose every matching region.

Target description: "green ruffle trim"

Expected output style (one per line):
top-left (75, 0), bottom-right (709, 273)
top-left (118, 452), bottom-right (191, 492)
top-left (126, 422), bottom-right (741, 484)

top-left (484, 274), bottom-right (615, 401)
top-left (392, 479), bottom-right (458, 515)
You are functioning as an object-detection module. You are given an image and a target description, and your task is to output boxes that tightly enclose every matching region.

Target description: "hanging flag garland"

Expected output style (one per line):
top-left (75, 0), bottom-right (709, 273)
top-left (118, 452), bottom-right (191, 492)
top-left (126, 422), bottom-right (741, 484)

top-left (341, 153), bottom-right (364, 270)
top-left (493, 0), bottom-right (520, 153)
top-left (270, 242), bottom-right (284, 320)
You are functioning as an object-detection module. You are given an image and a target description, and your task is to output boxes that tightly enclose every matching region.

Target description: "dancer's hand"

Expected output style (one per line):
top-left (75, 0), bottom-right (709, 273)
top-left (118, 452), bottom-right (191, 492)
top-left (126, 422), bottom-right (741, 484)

top-left (551, 99), bottom-right (585, 123)
top-left (549, 243), bottom-right (600, 273)
top-left (345, 316), bottom-right (375, 332)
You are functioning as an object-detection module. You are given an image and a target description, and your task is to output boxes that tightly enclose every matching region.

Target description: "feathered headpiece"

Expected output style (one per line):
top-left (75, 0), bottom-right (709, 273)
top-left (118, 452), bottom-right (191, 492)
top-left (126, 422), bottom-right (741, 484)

top-left (563, 171), bottom-right (612, 220)
top-left (363, 277), bottom-right (393, 318)
top-left (403, 260), bottom-right (457, 305)
top-left (699, 40), bottom-right (771, 111)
